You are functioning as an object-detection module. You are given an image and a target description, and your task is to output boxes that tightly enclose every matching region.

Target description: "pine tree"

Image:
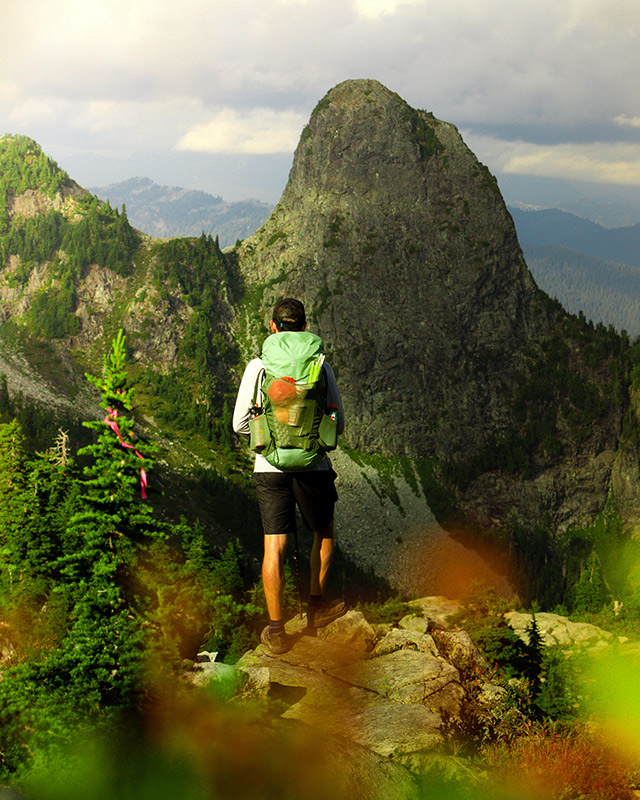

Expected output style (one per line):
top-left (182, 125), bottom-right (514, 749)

top-left (54, 330), bottom-right (168, 704)
top-left (0, 420), bottom-right (33, 600)
top-left (524, 612), bottom-right (545, 699)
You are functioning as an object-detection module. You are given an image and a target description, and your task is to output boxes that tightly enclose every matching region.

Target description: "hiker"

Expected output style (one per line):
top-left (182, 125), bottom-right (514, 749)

top-left (232, 297), bottom-right (346, 654)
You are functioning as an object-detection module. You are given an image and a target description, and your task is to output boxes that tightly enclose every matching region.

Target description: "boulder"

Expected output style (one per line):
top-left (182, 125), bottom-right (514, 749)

top-left (505, 611), bottom-right (613, 648)
top-left (232, 608), bottom-right (465, 769)
top-left (373, 627), bottom-right (439, 657)
top-left (410, 597), bottom-right (463, 628)
top-left (332, 649), bottom-right (463, 715)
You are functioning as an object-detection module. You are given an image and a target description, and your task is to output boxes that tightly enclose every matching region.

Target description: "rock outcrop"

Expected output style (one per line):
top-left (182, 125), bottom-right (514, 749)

top-left (505, 609), bottom-right (640, 655)
top-left (192, 598), bottom-right (503, 784)
top-left (187, 598), bottom-right (547, 799)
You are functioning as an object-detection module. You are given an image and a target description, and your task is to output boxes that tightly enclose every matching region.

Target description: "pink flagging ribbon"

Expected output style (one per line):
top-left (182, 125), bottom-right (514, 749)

top-left (104, 407), bottom-right (148, 499)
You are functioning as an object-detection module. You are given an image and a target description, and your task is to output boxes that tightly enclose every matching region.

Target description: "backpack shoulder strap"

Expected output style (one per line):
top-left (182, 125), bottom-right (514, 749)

top-left (252, 366), bottom-right (265, 408)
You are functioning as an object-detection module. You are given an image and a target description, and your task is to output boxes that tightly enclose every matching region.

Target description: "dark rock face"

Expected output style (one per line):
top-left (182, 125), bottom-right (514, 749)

top-left (237, 79), bottom-right (548, 460)
top-left (235, 79), bottom-right (635, 536)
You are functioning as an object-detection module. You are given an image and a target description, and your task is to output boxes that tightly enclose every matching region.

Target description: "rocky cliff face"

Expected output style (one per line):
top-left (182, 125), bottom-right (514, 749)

top-left (235, 79), bottom-right (636, 549)
top-left (237, 79), bottom-right (547, 458)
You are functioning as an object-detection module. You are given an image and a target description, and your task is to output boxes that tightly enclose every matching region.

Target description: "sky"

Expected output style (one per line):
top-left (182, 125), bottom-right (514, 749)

top-left (1, 0), bottom-right (640, 209)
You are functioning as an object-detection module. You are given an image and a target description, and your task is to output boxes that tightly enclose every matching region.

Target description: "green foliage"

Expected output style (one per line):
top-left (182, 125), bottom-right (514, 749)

top-left (400, 104), bottom-right (444, 160)
top-left (563, 499), bottom-right (628, 613)
top-left (0, 136), bottom-right (72, 229)
top-left (265, 231), bottom-right (287, 247)
top-left (523, 614), bottom-right (544, 697)
top-left (447, 316), bottom-right (629, 489)
top-left (571, 551), bottom-right (609, 613)
top-left (525, 243), bottom-right (640, 338)
top-left (0, 372), bottom-right (83, 452)
top-left (0, 331), bottom-right (267, 780)
top-left (536, 647), bottom-right (583, 720)
top-left (141, 235), bottom-right (237, 448)
top-left (26, 275), bottom-right (81, 339)
top-left (356, 595), bottom-right (423, 625)
top-left (0, 209), bottom-right (64, 269)
top-left (0, 332), bottom-right (167, 778)
top-left (59, 196), bottom-right (139, 277)
top-left (452, 587), bottom-right (532, 681)
top-left (0, 138), bottom-right (139, 281)
top-left (179, 531), bottom-right (262, 663)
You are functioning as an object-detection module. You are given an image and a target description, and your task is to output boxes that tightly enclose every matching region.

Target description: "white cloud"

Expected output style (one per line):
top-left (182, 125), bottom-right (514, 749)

top-left (176, 108), bottom-right (307, 154)
top-left (615, 115), bottom-right (640, 129)
top-left (467, 133), bottom-right (640, 186)
top-left (352, 0), bottom-right (422, 20)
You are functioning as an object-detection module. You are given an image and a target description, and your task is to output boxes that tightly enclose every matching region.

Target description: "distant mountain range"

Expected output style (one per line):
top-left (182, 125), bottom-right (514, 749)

top-left (509, 207), bottom-right (640, 337)
top-left (509, 207), bottom-right (640, 267)
top-left (90, 177), bottom-right (273, 248)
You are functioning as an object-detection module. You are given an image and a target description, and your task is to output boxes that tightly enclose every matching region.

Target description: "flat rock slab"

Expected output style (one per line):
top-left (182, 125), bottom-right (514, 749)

top-left (283, 683), bottom-right (443, 756)
top-left (239, 629), bottom-right (366, 673)
top-left (330, 649), bottom-right (463, 715)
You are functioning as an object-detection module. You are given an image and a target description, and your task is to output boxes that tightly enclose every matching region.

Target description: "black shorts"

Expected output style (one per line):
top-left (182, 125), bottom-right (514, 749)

top-left (253, 469), bottom-right (338, 535)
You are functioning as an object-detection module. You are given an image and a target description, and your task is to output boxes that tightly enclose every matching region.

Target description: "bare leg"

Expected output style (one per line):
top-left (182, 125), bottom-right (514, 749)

top-left (262, 534), bottom-right (287, 621)
top-left (309, 519), bottom-right (334, 596)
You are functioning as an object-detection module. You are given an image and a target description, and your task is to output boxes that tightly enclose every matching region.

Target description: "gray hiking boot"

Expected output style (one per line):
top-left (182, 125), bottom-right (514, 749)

top-left (260, 625), bottom-right (293, 655)
top-left (306, 599), bottom-right (347, 629)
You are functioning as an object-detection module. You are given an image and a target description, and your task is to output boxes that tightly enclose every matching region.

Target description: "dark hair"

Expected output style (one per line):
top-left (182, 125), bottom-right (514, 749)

top-left (272, 297), bottom-right (306, 331)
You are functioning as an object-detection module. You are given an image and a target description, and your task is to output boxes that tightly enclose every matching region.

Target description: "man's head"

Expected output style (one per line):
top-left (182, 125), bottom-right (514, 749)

top-left (271, 298), bottom-right (306, 332)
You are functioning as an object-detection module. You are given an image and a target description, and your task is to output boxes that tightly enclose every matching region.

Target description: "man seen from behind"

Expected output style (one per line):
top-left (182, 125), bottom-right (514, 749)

top-left (232, 298), bottom-right (346, 654)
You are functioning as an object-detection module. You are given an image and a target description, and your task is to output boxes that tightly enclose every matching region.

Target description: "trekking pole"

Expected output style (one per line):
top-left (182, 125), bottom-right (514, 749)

top-left (292, 526), bottom-right (303, 619)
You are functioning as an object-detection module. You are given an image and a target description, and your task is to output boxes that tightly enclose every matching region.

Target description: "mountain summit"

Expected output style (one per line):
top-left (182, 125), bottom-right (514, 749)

top-left (238, 79), bottom-right (546, 458)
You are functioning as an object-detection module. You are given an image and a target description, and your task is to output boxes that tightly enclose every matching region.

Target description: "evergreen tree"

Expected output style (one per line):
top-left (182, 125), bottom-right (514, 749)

top-left (55, 330), bottom-right (167, 704)
top-left (523, 612), bottom-right (545, 699)
top-left (0, 421), bottom-right (33, 601)
top-left (572, 551), bottom-right (608, 613)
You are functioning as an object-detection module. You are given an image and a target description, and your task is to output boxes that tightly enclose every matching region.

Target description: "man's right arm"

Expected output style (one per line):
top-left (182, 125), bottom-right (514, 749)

top-left (232, 358), bottom-right (264, 438)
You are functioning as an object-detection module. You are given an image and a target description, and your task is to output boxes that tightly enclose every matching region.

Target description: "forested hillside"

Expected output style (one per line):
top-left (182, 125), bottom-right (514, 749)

top-left (510, 207), bottom-right (640, 267)
top-left (509, 206), bottom-right (640, 336)
top-left (523, 243), bottom-right (640, 337)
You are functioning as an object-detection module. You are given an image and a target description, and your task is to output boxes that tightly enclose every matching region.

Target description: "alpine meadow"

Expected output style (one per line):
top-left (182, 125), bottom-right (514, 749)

top-left (2, 79), bottom-right (640, 799)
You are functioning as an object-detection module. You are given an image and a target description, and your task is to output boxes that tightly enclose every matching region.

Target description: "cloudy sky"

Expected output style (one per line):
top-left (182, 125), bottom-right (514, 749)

top-left (1, 0), bottom-right (639, 206)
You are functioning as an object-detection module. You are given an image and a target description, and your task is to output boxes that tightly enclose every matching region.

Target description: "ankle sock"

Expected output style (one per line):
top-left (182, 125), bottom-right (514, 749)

top-left (269, 619), bottom-right (285, 635)
top-left (307, 594), bottom-right (323, 609)
top-left (269, 619), bottom-right (284, 636)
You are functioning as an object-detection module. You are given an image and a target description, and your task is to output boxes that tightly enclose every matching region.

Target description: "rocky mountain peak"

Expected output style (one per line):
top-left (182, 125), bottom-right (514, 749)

top-left (237, 79), bottom-right (548, 460)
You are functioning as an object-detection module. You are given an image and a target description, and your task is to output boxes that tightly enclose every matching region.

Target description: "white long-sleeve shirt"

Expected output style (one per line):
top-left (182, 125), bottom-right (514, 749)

top-left (233, 357), bottom-right (344, 473)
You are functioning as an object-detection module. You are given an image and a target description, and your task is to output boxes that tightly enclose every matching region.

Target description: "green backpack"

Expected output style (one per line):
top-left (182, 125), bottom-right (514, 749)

top-left (249, 331), bottom-right (339, 470)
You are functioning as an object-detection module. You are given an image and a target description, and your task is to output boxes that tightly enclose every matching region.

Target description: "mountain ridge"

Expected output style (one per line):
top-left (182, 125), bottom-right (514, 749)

top-left (510, 206), bottom-right (640, 268)
top-left (90, 176), bottom-right (273, 248)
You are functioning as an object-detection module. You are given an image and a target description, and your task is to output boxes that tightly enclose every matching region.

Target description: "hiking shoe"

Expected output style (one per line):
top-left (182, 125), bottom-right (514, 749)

top-left (306, 599), bottom-right (347, 629)
top-left (260, 625), bottom-right (293, 655)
